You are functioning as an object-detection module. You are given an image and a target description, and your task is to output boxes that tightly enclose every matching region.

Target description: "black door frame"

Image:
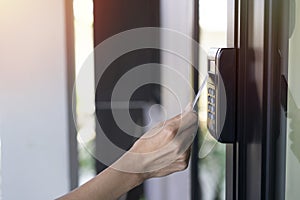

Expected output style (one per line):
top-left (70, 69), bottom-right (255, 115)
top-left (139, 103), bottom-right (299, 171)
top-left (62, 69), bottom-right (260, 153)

top-left (234, 0), bottom-right (288, 199)
top-left (192, 0), bottom-right (290, 199)
top-left (226, 0), bottom-right (238, 198)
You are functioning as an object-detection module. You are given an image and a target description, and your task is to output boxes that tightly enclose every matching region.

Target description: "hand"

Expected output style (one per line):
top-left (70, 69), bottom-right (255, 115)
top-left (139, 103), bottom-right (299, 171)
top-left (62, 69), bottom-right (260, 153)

top-left (112, 104), bottom-right (198, 181)
top-left (57, 104), bottom-right (198, 200)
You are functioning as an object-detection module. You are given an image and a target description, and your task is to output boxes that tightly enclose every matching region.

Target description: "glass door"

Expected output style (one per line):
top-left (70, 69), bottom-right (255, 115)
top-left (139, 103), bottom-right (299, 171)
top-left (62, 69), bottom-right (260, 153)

top-left (283, 0), bottom-right (300, 199)
top-left (285, 6), bottom-right (300, 196)
top-left (197, 0), bottom-right (228, 199)
top-left (193, 0), bottom-right (300, 199)
top-left (232, 0), bottom-right (300, 199)
top-left (192, 0), bottom-right (237, 199)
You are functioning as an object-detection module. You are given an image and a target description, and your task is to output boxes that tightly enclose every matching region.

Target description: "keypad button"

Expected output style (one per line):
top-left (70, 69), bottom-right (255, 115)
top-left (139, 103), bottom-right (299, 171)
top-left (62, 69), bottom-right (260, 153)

top-left (208, 112), bottom-right (215, 120)
top-left (208, 113), bottom-right (212, 119)
top-left (211, 89), bottom-right (215, 96)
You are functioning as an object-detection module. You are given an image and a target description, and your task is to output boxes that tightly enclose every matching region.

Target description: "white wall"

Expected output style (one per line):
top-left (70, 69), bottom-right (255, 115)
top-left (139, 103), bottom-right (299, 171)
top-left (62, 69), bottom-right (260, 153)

top-left (0, 0), bottom-right (70, 199)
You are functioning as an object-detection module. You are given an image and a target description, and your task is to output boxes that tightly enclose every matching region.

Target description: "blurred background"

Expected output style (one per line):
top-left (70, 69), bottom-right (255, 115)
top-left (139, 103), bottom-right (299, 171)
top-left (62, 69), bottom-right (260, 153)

top-left (0, 0), bottom-right (226, 199)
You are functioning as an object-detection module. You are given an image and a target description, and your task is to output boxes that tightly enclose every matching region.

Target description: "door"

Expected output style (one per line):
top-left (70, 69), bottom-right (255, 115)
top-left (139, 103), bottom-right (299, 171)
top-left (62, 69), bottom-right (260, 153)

top-left (284, 0), bottom-right (300, 199)
top-left (234, 0), bottom-right (299, 199)
top-left (266, 0), bottom-right (300, 199)
top-left (193, 0), bottom-right (300, 199)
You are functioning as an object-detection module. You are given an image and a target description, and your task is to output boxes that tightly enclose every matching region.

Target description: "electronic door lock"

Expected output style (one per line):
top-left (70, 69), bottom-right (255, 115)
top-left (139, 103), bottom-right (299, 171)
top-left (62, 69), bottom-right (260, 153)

top-left (207, 48), bottom-right (237, 143)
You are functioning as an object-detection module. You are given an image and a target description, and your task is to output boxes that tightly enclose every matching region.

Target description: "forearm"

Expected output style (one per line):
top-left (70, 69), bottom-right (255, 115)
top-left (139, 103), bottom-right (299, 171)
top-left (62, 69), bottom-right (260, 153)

top-left (57, 167), bottom-right (143, 200)
top-left (98, 167), bottom-right (143, 199)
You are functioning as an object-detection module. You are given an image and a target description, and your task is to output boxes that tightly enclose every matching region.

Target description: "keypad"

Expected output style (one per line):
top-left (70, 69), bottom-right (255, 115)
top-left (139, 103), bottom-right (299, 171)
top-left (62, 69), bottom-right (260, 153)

top-left (208, 87), bottom-right (216, 133)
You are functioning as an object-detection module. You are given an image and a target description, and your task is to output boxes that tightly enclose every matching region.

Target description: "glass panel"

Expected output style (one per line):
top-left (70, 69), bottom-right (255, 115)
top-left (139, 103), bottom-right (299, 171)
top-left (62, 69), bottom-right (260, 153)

top-left (285, 0), bottom-right (300, 199)
top-left (197, 0), bottom-right (227, 199)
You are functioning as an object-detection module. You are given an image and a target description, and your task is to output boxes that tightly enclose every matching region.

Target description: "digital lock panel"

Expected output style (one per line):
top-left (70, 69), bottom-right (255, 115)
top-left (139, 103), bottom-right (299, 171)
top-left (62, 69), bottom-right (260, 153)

top-left (207, 48), bottom-right (237, 143)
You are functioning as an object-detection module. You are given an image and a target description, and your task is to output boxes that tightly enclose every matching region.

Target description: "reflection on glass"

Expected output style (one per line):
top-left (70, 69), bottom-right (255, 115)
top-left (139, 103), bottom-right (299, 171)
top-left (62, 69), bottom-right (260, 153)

top-left (285, 0), bottom-right (300, 199)
top-left (198, 0), bottom-right (227, 199)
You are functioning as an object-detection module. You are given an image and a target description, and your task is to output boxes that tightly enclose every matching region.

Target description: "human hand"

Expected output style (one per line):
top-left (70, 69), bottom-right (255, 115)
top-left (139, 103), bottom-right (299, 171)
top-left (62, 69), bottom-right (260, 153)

top-left (112, 104), bottom-right (198, 181)
top-left (58, 104), bottom-right (198, 200)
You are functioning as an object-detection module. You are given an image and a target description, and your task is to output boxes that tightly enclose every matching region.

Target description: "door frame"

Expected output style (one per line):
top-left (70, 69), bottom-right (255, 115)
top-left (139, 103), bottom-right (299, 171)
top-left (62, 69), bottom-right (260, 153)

top-left (192, 0), bottom-right (290, 199)
top-left (233, 0), bottom-right (288, 199)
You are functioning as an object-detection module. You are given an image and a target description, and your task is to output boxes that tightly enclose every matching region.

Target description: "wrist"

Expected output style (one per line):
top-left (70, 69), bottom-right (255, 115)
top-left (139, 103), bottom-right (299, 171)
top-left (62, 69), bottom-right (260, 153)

top-left (102, 167), bottom-right (144, 198)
